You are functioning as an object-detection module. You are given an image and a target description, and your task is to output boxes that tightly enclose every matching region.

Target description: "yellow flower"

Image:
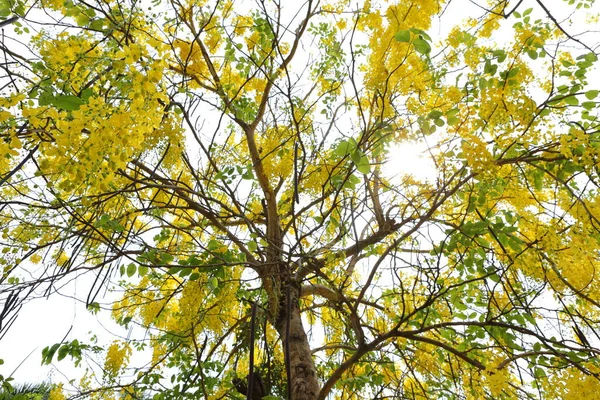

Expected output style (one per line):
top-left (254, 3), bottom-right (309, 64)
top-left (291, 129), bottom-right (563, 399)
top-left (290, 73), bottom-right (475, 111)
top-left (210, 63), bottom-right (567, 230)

top-left (48, 384), bottom-right (67, 400)
top-left (104, 341), bottom-right (132, 377)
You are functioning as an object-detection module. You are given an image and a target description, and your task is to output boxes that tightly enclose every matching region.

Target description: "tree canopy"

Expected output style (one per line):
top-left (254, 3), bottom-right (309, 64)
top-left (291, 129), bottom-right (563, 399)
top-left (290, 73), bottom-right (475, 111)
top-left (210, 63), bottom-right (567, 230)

top-left (1, 0), bottom-right (600, 399)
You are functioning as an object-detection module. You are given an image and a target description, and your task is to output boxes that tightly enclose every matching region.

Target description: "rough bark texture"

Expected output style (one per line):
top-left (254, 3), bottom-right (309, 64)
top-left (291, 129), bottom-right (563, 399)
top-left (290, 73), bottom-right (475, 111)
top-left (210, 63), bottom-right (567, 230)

top-left (275, 284), bottom-right (320, 400)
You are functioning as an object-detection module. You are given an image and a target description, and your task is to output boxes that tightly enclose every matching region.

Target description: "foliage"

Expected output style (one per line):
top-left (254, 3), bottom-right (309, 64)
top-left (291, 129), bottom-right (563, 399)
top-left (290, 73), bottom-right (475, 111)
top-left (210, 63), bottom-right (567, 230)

top-left (0, 381), bottom-right (51, 400)
top-left (1, 0), bottom-right (600, 399)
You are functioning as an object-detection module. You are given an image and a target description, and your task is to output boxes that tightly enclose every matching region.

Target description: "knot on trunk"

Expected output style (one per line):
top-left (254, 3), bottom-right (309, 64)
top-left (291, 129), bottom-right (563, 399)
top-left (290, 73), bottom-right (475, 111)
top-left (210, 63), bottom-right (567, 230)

top-left (292, 363), bottom-right (319, 400)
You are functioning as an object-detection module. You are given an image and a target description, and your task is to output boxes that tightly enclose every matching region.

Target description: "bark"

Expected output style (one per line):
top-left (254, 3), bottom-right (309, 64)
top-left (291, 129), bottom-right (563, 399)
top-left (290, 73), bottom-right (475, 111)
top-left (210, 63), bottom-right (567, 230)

top-left (275, 283), bottom-right (320, 400)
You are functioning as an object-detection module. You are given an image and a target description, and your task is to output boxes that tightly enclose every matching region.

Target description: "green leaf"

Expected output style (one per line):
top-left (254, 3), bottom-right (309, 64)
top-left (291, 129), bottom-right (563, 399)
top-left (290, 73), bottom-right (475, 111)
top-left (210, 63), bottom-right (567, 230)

top-left (533, 172), bottom-right (543, 191)
top-left (564, 95), bottom-right (579, 106)
top-left (335, 139), bottom-right (356, 157)
top-left (446, 108), bottom-right (460, 126)
top-left (491, 49), bottom-right (507, 63)
top-left (526, 50), bottom-right (538, 60)
top-left (209, 276), bottom-right (219, 289)
top-left (353, 151), bottom-right (370, 174)
top-left (53, 95), bottom-right (84, 111)
top-left (89, 18), bottom-right (106, 31)
top-left (534, 367), bottom-right (546, 378)
top-left (395, 30), bottom-right (411, 42)
top-left (447, 116), bottom-right (459, 126)
top-left (38, 90), bottom-right (55, 106)
top-left (476, 237), bottom-right (490, 248)
top-left (567, 351), bottom-right (584, 363)
top-left (247, 240), bottom-right (258, 252)
top-left (160, 252), bottom-right (174, 264)
top-left (138, 265), bottom-right (148, 276)
top-left (428, 110), bottom-right (443, 119)
top-left (585, 90), bottom-right (599, 100)
top-left (484, 61), bottom-right (497, 75)
top-left (507, 67), bottom-right (520, 78)
top-left (42, 343), bottom-right (60, 365)
top-left (412, 37), bottom-right (431, 55)
top-left (582, 101), bottom-right (595, 110)
top-left (167, 266), bottom-right (182, 275)
top-left (126, 263), bottom-right (136, 278)
top-left (75, 12), bottom-right (90, 26)
top-left (179, 268), bottom-right (191, 278)
top-left (349, 149), bottom-right (360, 167)
top-left (409, 28), bottom-right (431, 42)
top-left (80, 88), bottom-right (94, 102)
top-left (57, 344), bottom-right (69, 361)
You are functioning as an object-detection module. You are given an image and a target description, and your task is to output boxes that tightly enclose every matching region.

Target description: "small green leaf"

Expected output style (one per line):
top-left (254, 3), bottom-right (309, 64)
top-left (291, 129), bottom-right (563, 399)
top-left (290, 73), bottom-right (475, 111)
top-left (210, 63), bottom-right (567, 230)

top-left (89, 18), bottom-right (106, 31)
top-left (335, 139), bottom-right (356, 157)
top-left (179, 268), bottom-right (191, 278)
top-left (564, 95), bottom-right (579, 106)
top-left (138, 265), bottom-right (148, 276)
top-left (533, 172), bottom-right (543, 190)
top-left (209, 276), bottom-right (219, 289)
top-left (484, 61), bottom-right (497, 75)
top-left (412, 37), bottom-right (431, 55)
top-left (38, 91), bottom-right (55, 106)
top-left (351, 149), bottom-right (362, 165)
top-left (75, 13), bottom-right (90, 27)
top-left (491, 49), bottom-right (507, 63)
top-left (447, 116), bottom-right (459, 126)
top-left (446, 109), bottom-right (460, 126)
top-left (354, 151), bottom-right (370, 174)
top-left (247, 241), bottom-right (258, 252)
top-left (167, 266), bottom-right (181, 275)
top-left (395, 30), bottom-right (411, 43)
top-left (80, 88), bottom-right (94, 102)
top-left (126, 263), bottom-right (136, 278)
top-left (53, 95), bottom-right (84, 111)
top-left (42, 343), bottom-right (60, 365)
top-left (534, 367), bottom-right (546, 378)
top-left (582, 101), bottom-right (595, 110)
top-left (526, 50), bottom-right (538, 60)
top-left (585, 90), bottom-right (599, 100)
top-left (160, 252), bottom-right (174, 264)
top-left (57, 345), bottom-right (69, 361)
top-left (409, 28), bottom-right (431, 42)
top-left (427, 110), bottom-right (443, 119)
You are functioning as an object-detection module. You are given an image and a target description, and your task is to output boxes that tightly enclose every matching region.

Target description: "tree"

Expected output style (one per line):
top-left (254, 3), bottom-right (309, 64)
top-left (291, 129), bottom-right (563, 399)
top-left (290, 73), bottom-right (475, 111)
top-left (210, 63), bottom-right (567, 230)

top-left (1, 0), bottom-right (600, 398)
top-left (0, 382), bottom-right (50, 400)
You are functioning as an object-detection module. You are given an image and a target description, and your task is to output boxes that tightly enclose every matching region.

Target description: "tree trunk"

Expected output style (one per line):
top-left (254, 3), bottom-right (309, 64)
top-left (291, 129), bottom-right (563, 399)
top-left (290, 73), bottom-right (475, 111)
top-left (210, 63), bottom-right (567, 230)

top-left (275, 283), bottom-right (320, 400)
